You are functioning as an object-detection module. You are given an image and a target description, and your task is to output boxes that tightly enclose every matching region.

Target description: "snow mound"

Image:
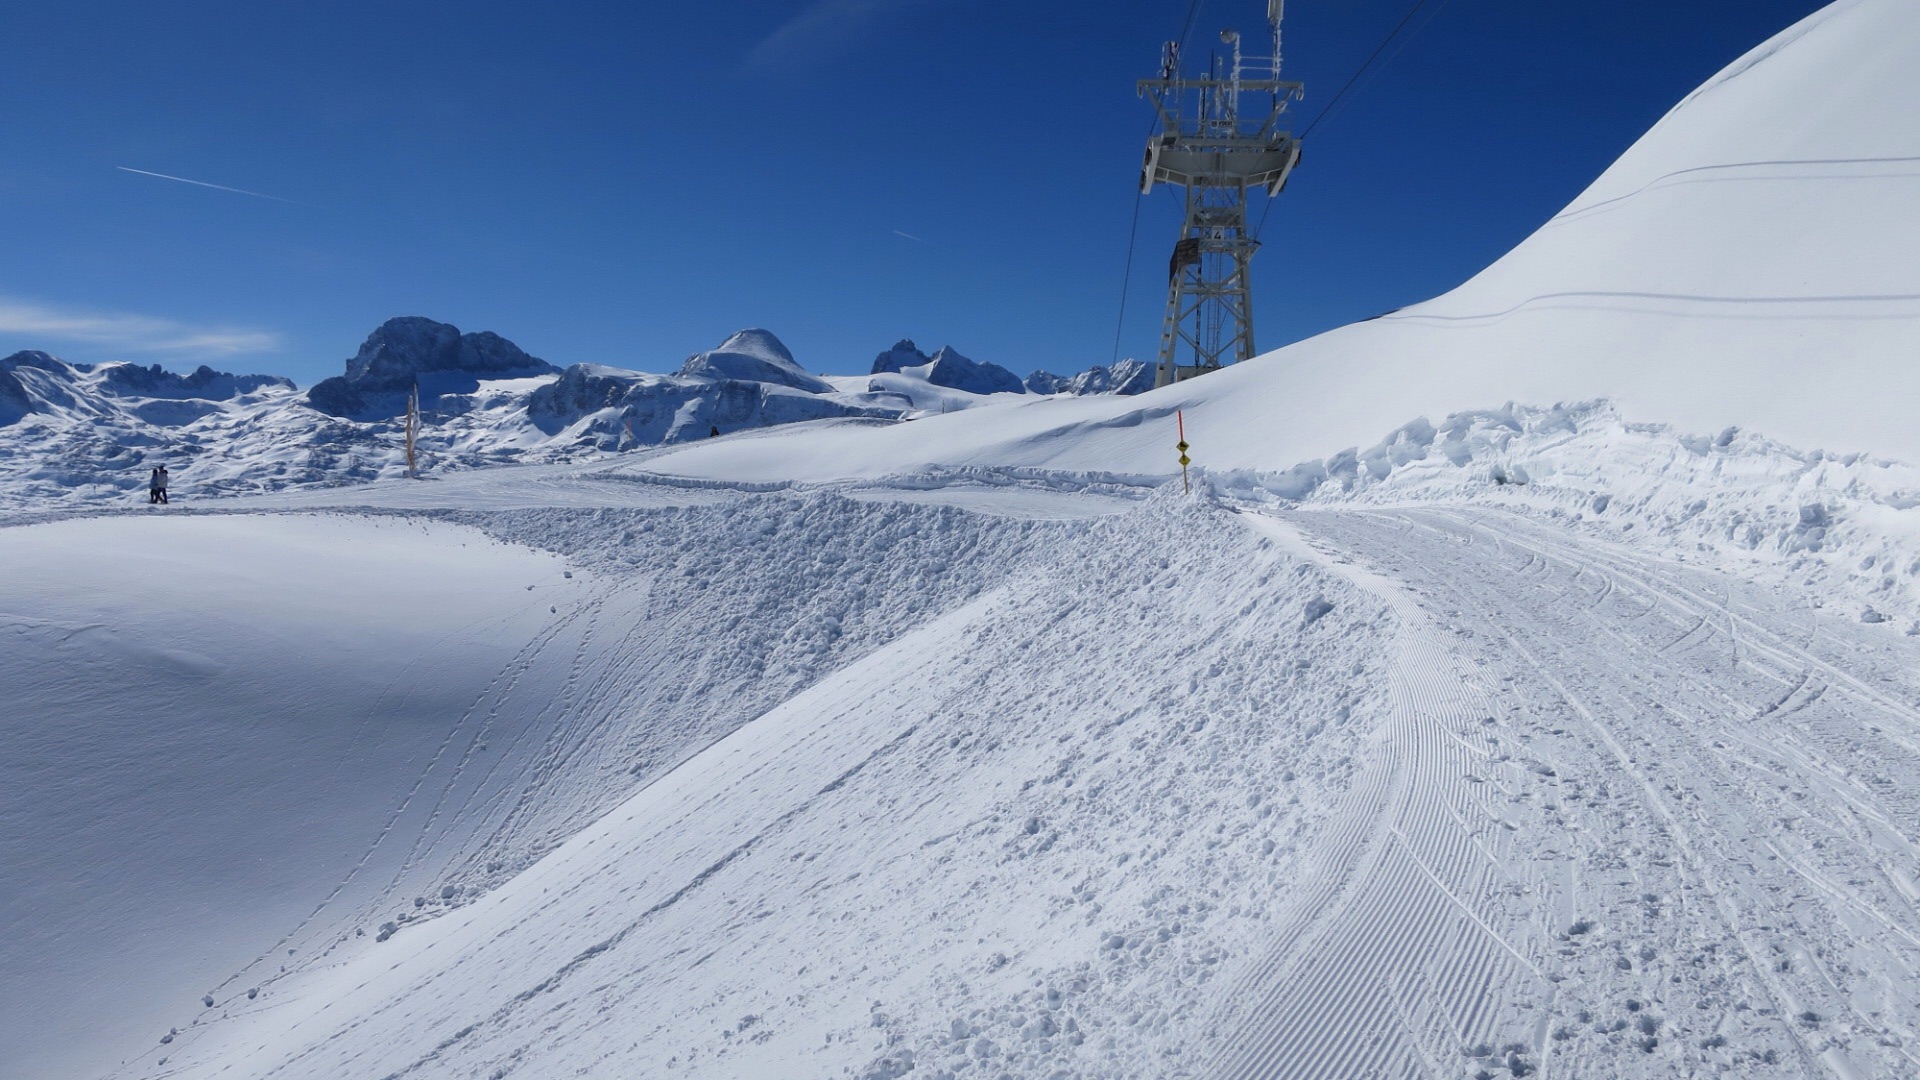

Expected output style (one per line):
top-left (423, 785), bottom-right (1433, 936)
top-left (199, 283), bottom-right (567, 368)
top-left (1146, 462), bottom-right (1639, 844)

top-left (0, 514), bottom-right (571, 1080)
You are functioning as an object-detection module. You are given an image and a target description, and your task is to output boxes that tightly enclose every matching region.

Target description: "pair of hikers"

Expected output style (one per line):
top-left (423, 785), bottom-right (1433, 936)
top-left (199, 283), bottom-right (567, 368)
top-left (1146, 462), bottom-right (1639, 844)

top-left (148, 466), bottom-right (170, 504)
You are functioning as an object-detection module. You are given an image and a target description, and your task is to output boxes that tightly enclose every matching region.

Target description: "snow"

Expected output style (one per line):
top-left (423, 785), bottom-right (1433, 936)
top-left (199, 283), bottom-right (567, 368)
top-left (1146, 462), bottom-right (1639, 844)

top-left (11, 2), bottom-right (1920, 1079)
top-left (0, 514), bottom-right (569, 1080)
top-left (1224, 505), bottom-right (1920, 1077)
top-left (51, 489), bottom-right (1400, 1080)
top-left (23, 475), bottom-right (1920, 1078)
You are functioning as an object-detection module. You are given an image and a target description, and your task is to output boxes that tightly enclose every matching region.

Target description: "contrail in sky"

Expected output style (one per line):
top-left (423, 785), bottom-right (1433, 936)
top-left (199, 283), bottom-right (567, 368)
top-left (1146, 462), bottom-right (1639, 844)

top-left (892, 229), bottom-right (927, 243)
top-left (739, 0), bottom-right (945, 75)
top-left (116, 166), bottom-right (297, 203)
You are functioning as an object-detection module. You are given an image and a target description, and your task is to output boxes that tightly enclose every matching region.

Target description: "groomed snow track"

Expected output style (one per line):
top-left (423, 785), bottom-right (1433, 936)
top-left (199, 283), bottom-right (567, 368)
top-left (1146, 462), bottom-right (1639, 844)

top-left (14, 484), bottom-right (1920, 1080)
top-left (1210, 503), bottom-right (1920, 1078)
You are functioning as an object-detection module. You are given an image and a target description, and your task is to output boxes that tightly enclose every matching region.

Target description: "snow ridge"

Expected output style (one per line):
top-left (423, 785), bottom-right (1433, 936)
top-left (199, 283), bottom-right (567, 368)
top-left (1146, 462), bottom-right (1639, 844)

top-left (1214, 399), bottom-right (1920, 628)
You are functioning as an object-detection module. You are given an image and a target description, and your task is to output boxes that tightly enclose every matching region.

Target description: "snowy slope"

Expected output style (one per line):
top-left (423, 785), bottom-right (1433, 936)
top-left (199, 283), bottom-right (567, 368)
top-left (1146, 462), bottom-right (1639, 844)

top-left (3, 491), bottom-right (1096, 1078)
top-left (633, 0), bottom-right (1920, 486)
top-left (44, 489), bottom-right (1404, 1080)
top-left (0, 515), bottom-right (569, 1080)
top-left (25, 479), bottom-right (1920, 1080)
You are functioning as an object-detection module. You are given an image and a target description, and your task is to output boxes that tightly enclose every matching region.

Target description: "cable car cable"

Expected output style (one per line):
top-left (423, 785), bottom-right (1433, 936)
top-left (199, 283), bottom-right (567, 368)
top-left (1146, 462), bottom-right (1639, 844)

top-left (1112, 0), bottom-right (1210, 365)
top-left (1254, 0), bottom-right (1454, 240)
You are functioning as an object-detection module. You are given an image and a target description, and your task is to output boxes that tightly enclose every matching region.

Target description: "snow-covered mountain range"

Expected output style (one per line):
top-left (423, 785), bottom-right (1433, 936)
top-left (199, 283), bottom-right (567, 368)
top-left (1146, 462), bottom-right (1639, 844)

top-left (0, 321), bottom-right (1144, 510)
top-left (9, 3), bottom-right (1920, 1080)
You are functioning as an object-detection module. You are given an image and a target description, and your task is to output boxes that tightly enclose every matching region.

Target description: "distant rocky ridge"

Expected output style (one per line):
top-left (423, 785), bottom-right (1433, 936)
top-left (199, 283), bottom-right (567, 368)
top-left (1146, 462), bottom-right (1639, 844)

top-left (866, 339), bottom-right (1154, 399)
top-left (0, 318), bottom-right (1154, 510)
top-left (0, 352), bottom-right (46, 423)
top-left (2, 350), bottom-right (294, 418)
top-left (871, 340), bottom-right (1026, 396)
top-left (530, 329), bottom-right (893, 450)
top-left (307, 317), bottom-right (558, 419)
top-left (1025, 358), bottom-right (1154, 396)
top-left (104, 363), bottom-right (293, 400)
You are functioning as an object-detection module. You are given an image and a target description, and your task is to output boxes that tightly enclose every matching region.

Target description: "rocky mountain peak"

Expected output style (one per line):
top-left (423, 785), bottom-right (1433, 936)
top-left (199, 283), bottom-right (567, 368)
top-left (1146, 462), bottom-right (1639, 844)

top-left (310, 317), bottom-right (558, 419)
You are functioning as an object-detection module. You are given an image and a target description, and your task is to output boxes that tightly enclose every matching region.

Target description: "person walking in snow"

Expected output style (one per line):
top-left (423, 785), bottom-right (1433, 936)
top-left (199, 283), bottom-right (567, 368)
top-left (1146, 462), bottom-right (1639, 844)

top-left (148, 465), bottom-right (169, 505)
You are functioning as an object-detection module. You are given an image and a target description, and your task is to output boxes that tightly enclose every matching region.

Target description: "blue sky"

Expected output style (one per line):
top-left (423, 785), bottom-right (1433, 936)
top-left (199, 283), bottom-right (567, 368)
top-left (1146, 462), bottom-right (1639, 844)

top-left (0, 0), bottom-right (1830, 387)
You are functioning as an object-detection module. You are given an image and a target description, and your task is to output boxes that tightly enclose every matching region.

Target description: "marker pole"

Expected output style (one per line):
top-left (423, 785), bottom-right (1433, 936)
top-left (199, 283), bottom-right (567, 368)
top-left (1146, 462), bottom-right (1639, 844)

top-left (1176, 410), bottom-right (1191, 495)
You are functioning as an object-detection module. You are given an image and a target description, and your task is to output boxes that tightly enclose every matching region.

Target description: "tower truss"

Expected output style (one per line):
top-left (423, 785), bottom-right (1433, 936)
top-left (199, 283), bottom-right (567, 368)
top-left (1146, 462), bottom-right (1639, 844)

top-left (1139, 2), bottom-right (1303, 388)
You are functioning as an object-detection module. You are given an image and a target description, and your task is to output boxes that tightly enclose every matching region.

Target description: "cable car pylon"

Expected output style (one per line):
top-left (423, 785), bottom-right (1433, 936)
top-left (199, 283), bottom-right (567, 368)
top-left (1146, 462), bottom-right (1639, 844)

top-left (1139, 1), bottom-right (1303, 388)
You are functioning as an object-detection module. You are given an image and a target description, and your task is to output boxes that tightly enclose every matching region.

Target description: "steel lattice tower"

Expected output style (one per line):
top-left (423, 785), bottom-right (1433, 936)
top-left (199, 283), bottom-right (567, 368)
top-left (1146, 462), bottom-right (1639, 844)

top-left (1139, 2), bottom-right (1303, 388)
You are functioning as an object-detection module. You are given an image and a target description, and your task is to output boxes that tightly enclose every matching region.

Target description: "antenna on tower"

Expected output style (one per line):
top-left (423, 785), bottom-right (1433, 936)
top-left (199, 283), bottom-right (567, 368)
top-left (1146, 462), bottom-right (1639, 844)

top-left (1269, 0), bottom-right (1285, 70)
top-left (1138, 1), bottom-right (1304, 388)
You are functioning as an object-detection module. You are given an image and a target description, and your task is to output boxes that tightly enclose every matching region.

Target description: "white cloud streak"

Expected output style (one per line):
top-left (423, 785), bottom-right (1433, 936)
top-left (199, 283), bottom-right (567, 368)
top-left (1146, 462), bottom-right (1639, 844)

top-left (116, 166), bottom-right (298, 204)
top-left (739, 0), bottom-right (938, 74)
top-left (891, 228), bottom-right (928, 243)
top-left (0, 296), bottom-right (281, 356)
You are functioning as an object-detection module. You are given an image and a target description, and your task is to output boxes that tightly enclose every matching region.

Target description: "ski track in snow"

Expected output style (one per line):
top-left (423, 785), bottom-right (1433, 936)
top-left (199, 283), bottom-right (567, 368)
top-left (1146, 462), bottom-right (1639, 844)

top-left (1212, 503), bottom-right (1920, 1078)
top-left (1209, 510), bottom-right (1542, 1080)
top-left (17, 480), bottom-right (1920, 1080)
